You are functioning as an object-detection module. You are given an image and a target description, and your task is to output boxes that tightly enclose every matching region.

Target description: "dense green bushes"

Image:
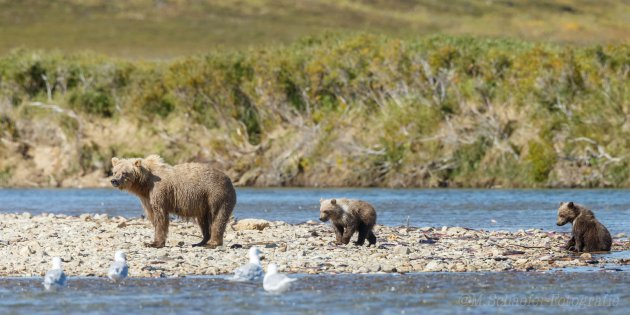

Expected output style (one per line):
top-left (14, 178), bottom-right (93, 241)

top-left (0, 34), bottom-right (629, 187)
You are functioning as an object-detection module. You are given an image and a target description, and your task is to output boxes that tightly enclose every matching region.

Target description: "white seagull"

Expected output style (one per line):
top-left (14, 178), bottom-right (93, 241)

top-left (263, 263), bottom-right (297, 293)
top-left (230, 247), bottom-right (263, 282)
top-left (108, 250), bottom-right (129, 282)
top-left (43, 257), bottom-right (67, 290)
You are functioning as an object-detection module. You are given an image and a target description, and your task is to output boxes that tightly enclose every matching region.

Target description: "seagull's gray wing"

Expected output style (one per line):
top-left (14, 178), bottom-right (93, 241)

top-left (108, 262), bottom-right (129, 280)
top-left (44, 269), bottom-right (66, 288)
top-left (230, 263), bottom-right (263, 281)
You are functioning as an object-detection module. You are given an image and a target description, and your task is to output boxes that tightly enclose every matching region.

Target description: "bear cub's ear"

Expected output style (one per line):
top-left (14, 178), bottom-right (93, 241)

top-left (331, 199), bottom-right (336, 205)
top-left (134, 159), bottom-right (142, 168)
top-left (111, 157), bottom-right (120, 167)
top-left (567, 201), bottom-right (575, 209)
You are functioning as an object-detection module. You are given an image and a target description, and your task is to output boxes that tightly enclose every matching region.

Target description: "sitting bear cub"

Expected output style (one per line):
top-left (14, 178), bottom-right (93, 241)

top-left (556, 201), bottom-right (612, 252)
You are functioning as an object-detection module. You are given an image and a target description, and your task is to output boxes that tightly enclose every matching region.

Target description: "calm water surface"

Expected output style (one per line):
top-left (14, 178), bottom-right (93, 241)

top-left (1, 188), bottom-right (629, 232)
top-left (0, 272), bottom-right (629, 315)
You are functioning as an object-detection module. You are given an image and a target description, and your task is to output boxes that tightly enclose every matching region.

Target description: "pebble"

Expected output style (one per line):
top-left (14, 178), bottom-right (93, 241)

top-left (19, 246), bottom-right (34, 256)
top-left (580, 253), bottom-right (592, 259)
top-left (424, 260), bottom-right (442, 272)
top-left (393, 245), bottom-right (411, 255)
top-left (233, 219), bottom-right (271, 231)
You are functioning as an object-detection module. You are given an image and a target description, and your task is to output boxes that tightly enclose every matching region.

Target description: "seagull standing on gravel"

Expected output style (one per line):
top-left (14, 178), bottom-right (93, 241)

top-left (263, 263), bottom-right (297, 293)
top-left (108, 250), bottom-right (129, 282)
top-left (44, 257), bottom-right (67, 290)
top-left (230, 247), bottom-right (263, 281)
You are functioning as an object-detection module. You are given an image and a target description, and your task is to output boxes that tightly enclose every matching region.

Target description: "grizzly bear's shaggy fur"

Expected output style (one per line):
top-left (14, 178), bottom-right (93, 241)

top-left (319, 198), bottom-right (377, 246)
top-left (110, 155), bottom-right (236, 248)
top-left (556, 201), bottom-right (612, 252)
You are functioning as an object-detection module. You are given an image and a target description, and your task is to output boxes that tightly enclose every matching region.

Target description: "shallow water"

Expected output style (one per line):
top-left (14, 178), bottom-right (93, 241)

top-left (1, 188), bottom-right (629, 232)
top-left (0, 272), bottom-right (628, 315)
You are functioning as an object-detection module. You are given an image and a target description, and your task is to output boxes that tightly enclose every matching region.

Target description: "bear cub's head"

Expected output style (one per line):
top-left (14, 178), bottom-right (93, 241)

top-left (110, 155), bottom-right (163, 189)
top-left (556, 201), bottom-right (580, 226)
top-left (319, 198), bottom-right (344, 222)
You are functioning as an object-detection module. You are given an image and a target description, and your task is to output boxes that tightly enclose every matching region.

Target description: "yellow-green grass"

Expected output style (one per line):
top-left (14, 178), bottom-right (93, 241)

top-left (0, 0), bottom-right (628, 58)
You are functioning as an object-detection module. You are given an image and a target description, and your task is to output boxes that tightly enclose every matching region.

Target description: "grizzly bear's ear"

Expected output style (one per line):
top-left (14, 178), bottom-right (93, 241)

top-left (559, 201), bottom-right (564, 206)
top-left (134, 159), bottom-right (142, 168)
top-left (111, 157), bottom-right (120, 167)
top-left (331, 199), bottom-right (336, 205)
top-left (320, 198), bottom-right (323, 204)
top-left (567, 201), bottom-right (575, 209)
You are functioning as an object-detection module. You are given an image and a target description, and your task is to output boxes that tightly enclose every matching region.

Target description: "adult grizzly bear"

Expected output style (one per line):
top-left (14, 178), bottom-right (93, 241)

top-left (110, 155), bottom-right (236, 248)
top-left (319, 198), bottom-right (377, 246)
top-left (556, 201), bottom-right (612, 252)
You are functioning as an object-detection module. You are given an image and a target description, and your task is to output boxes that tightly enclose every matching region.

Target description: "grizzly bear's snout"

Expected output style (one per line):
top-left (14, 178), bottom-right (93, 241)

top-left (111, 179), bottom-right (121, 187)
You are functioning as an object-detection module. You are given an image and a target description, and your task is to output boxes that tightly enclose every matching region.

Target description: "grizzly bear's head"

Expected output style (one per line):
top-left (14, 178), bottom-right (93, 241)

top-left (110, 155), bottom-right (164, 190)
top-left (110, 157), bottom-right (143, 189)
top-left (319, 198), bottom-right (344, 222)
top-left (556, 201), bottom-right (580, 226)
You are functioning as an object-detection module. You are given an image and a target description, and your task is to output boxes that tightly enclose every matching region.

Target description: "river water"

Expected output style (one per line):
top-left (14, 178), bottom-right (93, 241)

top-left (0, 272), bottom-right (628, 314)
top-left (0, 188), bottom-right (629, 232)
top-left (1, 188), bottom-right (629, 314)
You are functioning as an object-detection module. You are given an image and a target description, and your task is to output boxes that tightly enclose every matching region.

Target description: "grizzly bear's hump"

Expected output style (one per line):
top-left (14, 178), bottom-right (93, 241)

top-left (172, 163), bottom-right (233, 186)
top-left (167, 163), bottom-right (237, 206)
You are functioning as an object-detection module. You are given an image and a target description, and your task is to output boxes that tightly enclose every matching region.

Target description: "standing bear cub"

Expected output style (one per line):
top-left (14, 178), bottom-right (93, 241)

top-left (556, 201), bottom-right (612, 252)
top-left (110, 155), bottom-right (236, 248)
top-left (319, 198), bottom-right (377, 246)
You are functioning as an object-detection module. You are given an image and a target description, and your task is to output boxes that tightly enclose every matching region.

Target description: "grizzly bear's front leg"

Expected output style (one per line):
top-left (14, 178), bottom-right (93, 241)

top-left (145, 206), bottom-right (169, 248)
top-left (206, 205), bottom-right (231, 249)
top-left (341, 225), bottom-right (356, 245)
top-left (564, 236), bottom-right (576, 251)
top-left (333, 224), bottom-right (345, 244)
top-left (574, 235), bottom-right (584, 253)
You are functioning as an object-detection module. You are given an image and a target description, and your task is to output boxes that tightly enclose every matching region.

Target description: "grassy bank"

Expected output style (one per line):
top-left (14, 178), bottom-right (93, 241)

top-left (0, 34), bottom-right (629, 188)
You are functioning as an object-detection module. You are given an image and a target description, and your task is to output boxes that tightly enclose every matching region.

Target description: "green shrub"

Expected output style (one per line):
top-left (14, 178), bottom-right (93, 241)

top-left (0, 35), bottom-right (628, 187)
top-left (526, 141), bottom-right (557, 183)
top-left (452, 138), bottom-right (490, 178)
top-left (0, 167), bottom-right (11, 185)
top-left (69, 88), bottom-right (115, 117)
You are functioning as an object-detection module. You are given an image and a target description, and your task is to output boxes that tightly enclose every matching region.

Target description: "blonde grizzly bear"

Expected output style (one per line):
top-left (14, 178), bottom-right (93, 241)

top-left (319, 198), bottom-right (377, 246)
top-left (110, 155), bottom-right (236, 248)
top-left (556, 201), bottom-right (612, 252)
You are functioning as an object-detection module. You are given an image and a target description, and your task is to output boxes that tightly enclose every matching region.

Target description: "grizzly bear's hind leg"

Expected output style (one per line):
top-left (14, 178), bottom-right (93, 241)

top-left (354, 223), bottom-right (368, 246)
top-left (367, 231), bottom-right (376, 246)
top-left (192, 213), bottom-right (211, 247)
